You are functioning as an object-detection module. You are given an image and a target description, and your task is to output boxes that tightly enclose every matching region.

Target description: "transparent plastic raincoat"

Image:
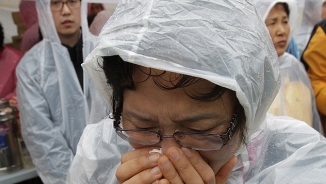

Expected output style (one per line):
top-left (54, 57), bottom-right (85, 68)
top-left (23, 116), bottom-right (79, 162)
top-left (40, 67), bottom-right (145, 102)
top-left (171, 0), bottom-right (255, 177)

top-left (254, 0), bottom-right (323, 133)
top-left (293, 0), bottom-right (324, 56)
top-left (16, 0), bottom-right (107, 183)
top-left (67, 0), bottom-right (326, 183)
top-left (89, 11), bottom-right (113, 36)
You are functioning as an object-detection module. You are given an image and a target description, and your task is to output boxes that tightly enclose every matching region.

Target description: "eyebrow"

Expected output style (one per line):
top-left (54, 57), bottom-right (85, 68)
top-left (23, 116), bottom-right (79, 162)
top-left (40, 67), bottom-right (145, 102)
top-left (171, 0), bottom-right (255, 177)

top-left (123, 110), bottom-right (157, 122)
top-left (266, 16), bottom-right (288, 22)
top-left (123, 109), bottom-right (226, 125)
top-left (175, 112), bottom-right (219, 122)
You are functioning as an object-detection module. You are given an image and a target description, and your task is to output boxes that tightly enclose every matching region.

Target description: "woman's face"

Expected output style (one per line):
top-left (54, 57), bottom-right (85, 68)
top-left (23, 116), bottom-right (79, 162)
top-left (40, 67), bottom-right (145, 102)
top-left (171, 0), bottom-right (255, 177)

top-left (122, 67), bottom-right (242, 174)
top-left (265, 3), bottom-right (290, 57)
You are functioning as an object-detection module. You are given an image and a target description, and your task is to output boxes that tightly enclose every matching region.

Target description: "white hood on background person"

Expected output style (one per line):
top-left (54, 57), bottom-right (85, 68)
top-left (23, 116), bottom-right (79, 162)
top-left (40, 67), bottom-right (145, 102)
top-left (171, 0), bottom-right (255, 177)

top-left (253, 0), bottom-right (298, 45)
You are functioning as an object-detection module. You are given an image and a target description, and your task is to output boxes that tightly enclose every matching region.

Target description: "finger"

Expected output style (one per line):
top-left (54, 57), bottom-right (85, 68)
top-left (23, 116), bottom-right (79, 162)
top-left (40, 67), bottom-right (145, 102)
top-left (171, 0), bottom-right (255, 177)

top-left (117, 152), bottom-right (162, 182)
top-left (121, 147), bottom-right (160, 163)
top-left (161, 147), bottom-right (206, 184)
top-left (157, 178), bottom-right (171, 184)
top-left (215, 156), bottom-right (237, 184)
top-left (122, 166), bottom-right (163, 184)
top-left (181, 147), bottom-right (215, 184)
top-left (158, 155), bottom-right (184, 184)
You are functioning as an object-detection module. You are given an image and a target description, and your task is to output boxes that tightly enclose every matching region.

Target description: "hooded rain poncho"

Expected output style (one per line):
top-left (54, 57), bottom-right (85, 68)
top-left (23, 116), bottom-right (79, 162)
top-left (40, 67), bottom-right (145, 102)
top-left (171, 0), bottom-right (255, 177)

top-left (67, 0), bottom-right (326, 183)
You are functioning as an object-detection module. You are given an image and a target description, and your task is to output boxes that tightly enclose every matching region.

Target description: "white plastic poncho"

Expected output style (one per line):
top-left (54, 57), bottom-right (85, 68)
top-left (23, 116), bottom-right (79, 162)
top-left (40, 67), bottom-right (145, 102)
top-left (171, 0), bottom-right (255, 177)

top-left (253, 0), bottom-right (323, 133)
top-left (16, 0), bottom-right (107, 183)
top-left (89, 10), bottom-right (113, 36)
top-left (67, 0), bottom-right (326, 183)
top-left (293, 0), bottom-right (324, 56)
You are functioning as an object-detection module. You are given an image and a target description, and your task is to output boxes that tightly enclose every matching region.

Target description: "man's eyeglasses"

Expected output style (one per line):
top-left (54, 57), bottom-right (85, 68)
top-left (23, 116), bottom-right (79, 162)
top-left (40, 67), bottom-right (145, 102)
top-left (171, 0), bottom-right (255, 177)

top-left (50, 0), bottom-right (80, 11)
top-left (114, 114), bottom-right (238, 151)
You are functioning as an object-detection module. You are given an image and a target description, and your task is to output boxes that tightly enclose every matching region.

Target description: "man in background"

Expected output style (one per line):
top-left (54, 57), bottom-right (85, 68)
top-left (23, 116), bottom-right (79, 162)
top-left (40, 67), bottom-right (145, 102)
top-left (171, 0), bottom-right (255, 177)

top-left (16, 0), bottom-right (106, 183)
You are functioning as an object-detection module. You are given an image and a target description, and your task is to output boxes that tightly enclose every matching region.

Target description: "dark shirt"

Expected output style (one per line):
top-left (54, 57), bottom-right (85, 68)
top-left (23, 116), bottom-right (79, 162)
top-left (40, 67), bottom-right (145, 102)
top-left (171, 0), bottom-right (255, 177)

top-left (62, 33), bottom-right (84, 90)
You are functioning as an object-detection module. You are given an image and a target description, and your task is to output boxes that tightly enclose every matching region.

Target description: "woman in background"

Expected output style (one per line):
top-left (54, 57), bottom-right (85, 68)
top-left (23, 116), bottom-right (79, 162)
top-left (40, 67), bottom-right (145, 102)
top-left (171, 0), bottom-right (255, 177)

top-left (254, 0), bottom-right (323, 134)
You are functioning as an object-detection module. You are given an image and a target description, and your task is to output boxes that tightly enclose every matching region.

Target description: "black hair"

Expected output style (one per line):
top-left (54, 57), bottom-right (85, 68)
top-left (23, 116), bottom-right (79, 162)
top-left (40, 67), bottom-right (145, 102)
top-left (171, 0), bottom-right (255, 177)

top-left (101, 55), bottom-right (247, 144)
top-left (280, 3), bottom-right (290, 17)
top-left (0, 23), bottom-right (4, 51)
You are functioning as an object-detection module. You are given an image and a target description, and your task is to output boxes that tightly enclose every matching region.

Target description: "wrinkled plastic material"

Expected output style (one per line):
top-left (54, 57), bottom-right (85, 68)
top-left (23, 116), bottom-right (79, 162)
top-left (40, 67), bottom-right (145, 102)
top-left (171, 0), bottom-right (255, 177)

top-left (293, 0), bottom-right (324, 56)
top-left (89, 11), bottom-right (113, 36)
top-left (253, 0), bottom-right (323, 133)
top-left (67, 0), bottom-right (326, 183)
top-left (16, 0), bottom-right (107, 183)
top-left (268, 53), bottom-right (323, 133)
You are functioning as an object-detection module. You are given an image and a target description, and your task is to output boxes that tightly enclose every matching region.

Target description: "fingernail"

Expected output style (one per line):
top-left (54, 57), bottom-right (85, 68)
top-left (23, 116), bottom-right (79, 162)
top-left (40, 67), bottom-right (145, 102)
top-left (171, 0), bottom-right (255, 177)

top-left (181, 147), bottom-right (191, 157)
top-left (151, 166), bottom-right (161, 175)
top-left (169, 148), bottom-right (180, 160)
top-left (149, 154), bottom-right (159, 163)
top-left (152, 180), bottom-right (159, 184)
top-left (161, 158), bottom-right (171, 169)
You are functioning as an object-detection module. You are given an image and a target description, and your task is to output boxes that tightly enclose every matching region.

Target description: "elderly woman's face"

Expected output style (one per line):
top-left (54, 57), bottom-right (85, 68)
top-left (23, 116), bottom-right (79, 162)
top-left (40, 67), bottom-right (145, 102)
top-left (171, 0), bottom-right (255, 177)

top-left (122, 67), bottom-right (242, 174)
top-left (265, 3), bottom-right (290, 57)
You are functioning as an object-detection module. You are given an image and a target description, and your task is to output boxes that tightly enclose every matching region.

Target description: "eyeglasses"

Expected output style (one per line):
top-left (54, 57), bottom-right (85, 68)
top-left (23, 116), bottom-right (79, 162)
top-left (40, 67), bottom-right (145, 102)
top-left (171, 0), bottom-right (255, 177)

top-left (114, 114), bottom-right (238, 151)
top-left (50, 0), bottom-right (80, 11)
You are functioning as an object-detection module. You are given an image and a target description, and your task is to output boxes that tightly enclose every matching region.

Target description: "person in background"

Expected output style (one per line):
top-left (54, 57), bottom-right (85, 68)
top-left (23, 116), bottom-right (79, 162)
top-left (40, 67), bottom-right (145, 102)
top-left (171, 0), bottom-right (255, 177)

top-left (254, 0), bottom-right (323, 134)
top-left (87, 3), bottom-right (105, 26)
top-left (293, 0), bottom-right (324, 58)
top-left (285, 37), bottom-right (300, 59)
top-left (301, 17), bottom-right (326, 133)
top-left (89, 10), bottom-right (112, 36)
top-left (19, 0), bottom-right (41, 53)
top-left (0, 23), bottom-right (22, 102)
top-left (67, 0), bottom-right (326, 183)
top-left (323, 0), bottom-right (326, 20)
top-left (16, 0), bottom-right (107, 183)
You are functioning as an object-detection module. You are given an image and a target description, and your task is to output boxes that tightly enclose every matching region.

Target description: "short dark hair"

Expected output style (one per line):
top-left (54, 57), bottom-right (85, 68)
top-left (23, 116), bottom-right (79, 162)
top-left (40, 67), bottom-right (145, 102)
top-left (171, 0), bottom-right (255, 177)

top-left (280, 3), bottom-right (290, 17)
top-left (0, 23), bottom-right (4, 51)
top-left (101, 55), bottom-right (247, 144)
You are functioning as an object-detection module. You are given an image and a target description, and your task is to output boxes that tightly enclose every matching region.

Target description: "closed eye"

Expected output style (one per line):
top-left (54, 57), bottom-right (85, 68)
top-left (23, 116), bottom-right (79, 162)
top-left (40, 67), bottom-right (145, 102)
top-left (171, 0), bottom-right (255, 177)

top-left (51, 1), bottom-right (61, 5)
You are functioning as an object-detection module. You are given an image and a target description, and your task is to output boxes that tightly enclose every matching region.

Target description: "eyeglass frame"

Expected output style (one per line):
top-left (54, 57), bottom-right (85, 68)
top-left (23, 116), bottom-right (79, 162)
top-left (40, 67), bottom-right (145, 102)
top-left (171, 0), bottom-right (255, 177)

top-left (50, 0), bottom-right (81, 12)
top-left (114, 114), bottom-right (238, 151)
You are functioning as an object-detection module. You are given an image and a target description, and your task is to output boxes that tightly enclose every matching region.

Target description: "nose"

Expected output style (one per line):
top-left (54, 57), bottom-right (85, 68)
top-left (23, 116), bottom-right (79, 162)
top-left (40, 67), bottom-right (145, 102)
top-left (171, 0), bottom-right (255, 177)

top-left (159, 135), bottom-right (181, 155)
top-left (276, 23), bottom-right (286, 36)
top-left (61, 2), bottom-right (72, 15)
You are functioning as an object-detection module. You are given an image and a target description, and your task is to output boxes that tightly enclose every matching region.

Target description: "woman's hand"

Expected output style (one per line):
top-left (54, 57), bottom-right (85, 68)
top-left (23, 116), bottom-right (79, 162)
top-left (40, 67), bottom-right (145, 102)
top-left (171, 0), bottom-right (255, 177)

top-left (156, 147), bottom-right (237, 184)
top-left (116, 147), bottom-right (163, 184)
top-left (116, 147), bottom-right (237, 184)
